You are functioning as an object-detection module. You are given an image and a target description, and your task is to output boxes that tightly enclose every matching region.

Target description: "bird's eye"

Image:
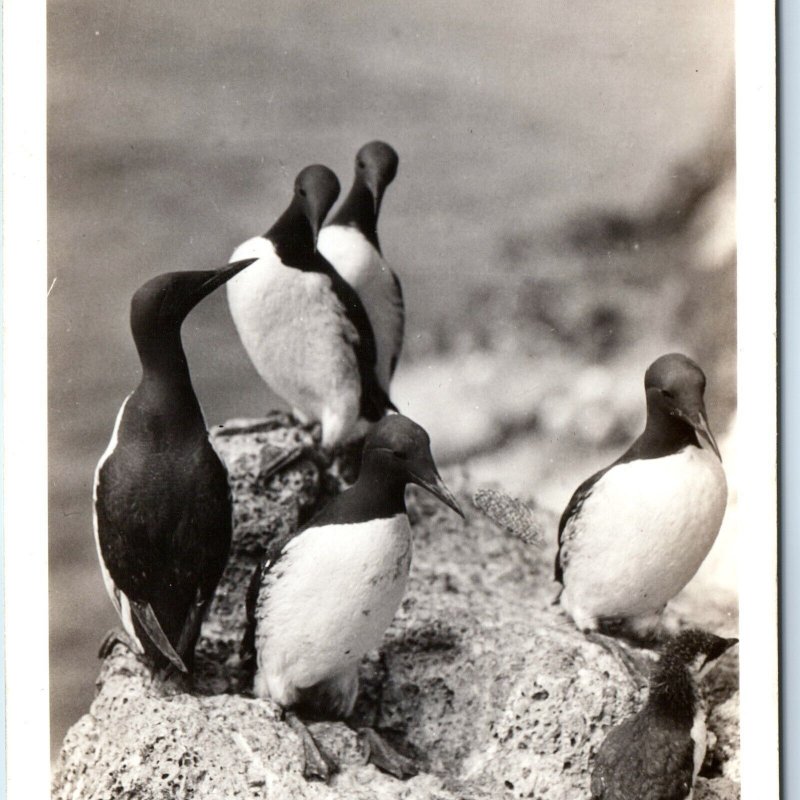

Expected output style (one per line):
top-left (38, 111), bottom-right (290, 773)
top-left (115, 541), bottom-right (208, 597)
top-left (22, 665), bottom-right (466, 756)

top-left (662, 389), bottom-right (675, 400)
top-left (357, 160), bottom-right (366, 169)
top-left (299, 188), bottom-right (307, 197)
top-left (393, 450), bottom-right (408, 460)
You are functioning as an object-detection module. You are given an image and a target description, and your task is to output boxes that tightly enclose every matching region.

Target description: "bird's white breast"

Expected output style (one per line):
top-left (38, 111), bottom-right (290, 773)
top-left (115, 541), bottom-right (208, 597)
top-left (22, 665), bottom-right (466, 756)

top-left (254, 514), bottom-right (412, 705)
top-left (226, 237), bottom-right (361, 442)
top-left (318, 225), bottom-right (403, 389)
top-left (689, 702), bottom-right (708, 785)
top-left (561, 446), bottom-right (727, 621)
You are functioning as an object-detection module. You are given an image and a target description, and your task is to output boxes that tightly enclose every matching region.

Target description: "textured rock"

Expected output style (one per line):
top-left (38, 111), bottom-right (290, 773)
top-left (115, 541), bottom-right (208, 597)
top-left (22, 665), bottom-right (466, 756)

top-left (53, 415), bottom-right (739, 800)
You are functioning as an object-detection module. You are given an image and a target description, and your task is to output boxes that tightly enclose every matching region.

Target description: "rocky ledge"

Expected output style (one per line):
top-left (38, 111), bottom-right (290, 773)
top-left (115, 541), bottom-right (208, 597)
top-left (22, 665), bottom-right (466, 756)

top-left (52, 414), bottom-right (739, 800)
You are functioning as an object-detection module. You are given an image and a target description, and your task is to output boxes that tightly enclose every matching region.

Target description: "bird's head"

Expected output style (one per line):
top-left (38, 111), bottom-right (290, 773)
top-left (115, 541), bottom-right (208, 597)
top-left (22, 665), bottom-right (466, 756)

top-left (354, 141), bottom-right (399, 215)
top-left (130, 259), bottom-right (257, 344)
top-left (644, 353), bottom-right (721, 458)
top-left (662, 629), bottom-right (738, 681)
top-left (362, 415), bottom-right (464, 518)
top-left (293, 164), bottom-right (340, 248)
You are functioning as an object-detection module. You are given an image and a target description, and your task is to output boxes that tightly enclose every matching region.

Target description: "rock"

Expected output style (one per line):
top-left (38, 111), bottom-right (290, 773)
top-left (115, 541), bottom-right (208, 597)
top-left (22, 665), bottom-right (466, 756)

top-left (52, 416), bottom-right (739, 800)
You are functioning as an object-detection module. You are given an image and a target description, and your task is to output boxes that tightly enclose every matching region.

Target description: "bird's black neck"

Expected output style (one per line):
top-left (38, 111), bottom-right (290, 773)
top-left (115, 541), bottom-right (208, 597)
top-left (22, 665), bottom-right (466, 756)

top-left (619, 400), bottom-right (700, 464)
top-left (266, 199), bottom-right (315, 264)
top-left (318, 459), bottom-right (408, 525)
top-left (131, 330), bottom-right (206, 437)
top-left (328, 178), bottom-right (382, 253)
top-left (352, 464), bottom-right (406, 519)
top-left (647, 658), bottom-right (699, 726)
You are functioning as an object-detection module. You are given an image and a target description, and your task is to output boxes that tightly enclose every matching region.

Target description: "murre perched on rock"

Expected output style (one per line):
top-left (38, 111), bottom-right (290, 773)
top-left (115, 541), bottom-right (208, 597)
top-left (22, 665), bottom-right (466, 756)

top-left (555, 353), bottom-right (727, 643)
top-left (318, 141), bottom-right (404, 391)
top-left (591, 629), bottom-right (738, 800)
top-left (226, 164), bottom-right (395, 453)
top-left (243, 414), bottom-right (463, 781)
top-left (93, 259), bottom-right (256, 676)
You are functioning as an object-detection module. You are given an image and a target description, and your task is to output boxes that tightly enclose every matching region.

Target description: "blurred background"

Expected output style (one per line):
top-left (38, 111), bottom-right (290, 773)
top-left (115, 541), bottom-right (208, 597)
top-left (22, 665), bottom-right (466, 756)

top-left (48, 0), bottom-right (736, 759)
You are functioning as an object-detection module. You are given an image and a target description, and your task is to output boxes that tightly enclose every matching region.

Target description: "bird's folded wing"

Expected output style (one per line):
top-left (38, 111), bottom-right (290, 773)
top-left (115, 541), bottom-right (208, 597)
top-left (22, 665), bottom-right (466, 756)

top-left (389, 269), bottom-right (405, 377)
top-left (130, 599), bottom-right (188, 673)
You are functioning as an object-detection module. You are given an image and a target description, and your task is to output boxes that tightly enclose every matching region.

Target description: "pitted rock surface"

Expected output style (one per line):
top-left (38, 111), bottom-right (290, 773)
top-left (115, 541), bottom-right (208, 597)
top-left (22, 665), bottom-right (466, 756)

top-left (53, 418), bottom-right (739, 800)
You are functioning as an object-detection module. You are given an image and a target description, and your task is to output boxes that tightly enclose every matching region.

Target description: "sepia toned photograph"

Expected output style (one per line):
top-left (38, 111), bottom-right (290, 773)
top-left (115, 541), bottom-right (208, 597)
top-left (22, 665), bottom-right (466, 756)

top-left (30, 0), bottom-right (775, 797)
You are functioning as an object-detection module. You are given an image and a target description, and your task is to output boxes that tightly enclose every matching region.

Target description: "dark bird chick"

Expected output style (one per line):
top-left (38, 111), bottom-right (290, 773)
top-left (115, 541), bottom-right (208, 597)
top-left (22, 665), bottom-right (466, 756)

top-left (591, 629), bottom-right (738, 800)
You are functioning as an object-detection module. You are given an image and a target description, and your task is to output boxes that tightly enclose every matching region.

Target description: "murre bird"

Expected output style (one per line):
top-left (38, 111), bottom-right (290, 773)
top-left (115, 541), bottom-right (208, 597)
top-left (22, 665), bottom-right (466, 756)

top-left (93, 258), bottom-right (256, 676)
top-left (555, 353), bottom-right (727, 642)
top-left (227, 165), bottom-right (395, 451)
top-left (243, 414), bottom-right (463, 781)
top-left (591, 629), bottom-right (738, 800)
top-left (318, 141), bottom-right (404, 390)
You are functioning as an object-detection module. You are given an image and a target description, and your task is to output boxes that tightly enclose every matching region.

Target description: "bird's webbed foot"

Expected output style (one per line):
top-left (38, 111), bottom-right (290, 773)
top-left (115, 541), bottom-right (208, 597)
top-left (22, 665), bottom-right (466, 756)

top-left (286, 711), bottom-right (339, 782)
top-left (357, 727), bottom-right (418, 780)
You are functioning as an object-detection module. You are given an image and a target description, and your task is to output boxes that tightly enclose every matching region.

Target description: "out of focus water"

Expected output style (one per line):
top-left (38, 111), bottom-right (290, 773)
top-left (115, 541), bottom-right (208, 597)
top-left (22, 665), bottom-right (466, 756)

top-left (48, 0), bottom-right (734, 757)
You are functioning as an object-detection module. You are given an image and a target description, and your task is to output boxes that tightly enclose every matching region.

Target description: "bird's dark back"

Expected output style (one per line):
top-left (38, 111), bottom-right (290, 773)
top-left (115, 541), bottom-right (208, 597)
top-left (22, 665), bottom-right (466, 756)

top-left (591, 707), bottom-right (694, 800)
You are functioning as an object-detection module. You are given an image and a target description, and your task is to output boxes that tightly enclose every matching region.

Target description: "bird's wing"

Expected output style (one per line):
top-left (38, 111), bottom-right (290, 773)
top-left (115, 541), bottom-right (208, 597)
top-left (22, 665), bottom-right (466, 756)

top-left (129, 599), bottom-right (188, 672)
top-left (316, 255), bottom-right (396, 419)
top-left (555, 466), bottom-right (610, 584)
top-left (95, 440), bottom-right (231, 671)
top-left (473, 488), bottom-right (544, 546)
top-left (638, 715), bottom-right (695, 800)
top-left (241, 525), bottom-right (302, 668)
top-left (388, 269), bottom-right (405, 377)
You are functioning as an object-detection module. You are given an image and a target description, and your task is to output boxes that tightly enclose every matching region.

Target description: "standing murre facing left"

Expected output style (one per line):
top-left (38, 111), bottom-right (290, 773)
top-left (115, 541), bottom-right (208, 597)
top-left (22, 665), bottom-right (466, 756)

top-left (556, 353), bottom-right (727, 643)
top-left (318, 141), bottom-right (404, 391)
top-left (93, 258), bottom-right (256, 677)
top-left (591, 629), bottom-right (738, 800)
top-left (242, 414), bottom-right (463, 781)
top-left (227, 164), bottom-right (395, 452)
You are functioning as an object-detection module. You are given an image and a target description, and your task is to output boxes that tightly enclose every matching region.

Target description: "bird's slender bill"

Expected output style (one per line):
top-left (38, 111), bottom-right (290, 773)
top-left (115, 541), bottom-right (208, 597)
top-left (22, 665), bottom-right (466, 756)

top-left (685, 406), bottom-right (721, 459)
top-left (365, 174), bottom-right (382, 216)
top-left (195, 257), bottom-right (258, 301)
top-left (412, 470), bottom-right (464, 518)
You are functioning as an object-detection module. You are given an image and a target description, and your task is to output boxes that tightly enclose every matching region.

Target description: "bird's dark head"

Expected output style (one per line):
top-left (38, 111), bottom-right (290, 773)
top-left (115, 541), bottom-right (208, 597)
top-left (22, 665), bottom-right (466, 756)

top-left (355, 141), bottom-right (399, 214)
top-left (662, 628), bottom-right (738, 680)
top-left (362, 415), bottom-right (464, 518)
top-left (293, 164), bottom-right (341, 247)
top-left (644, 353), bottom-right (721, 458)
top-left (130, 259), bottom-right (257, 346)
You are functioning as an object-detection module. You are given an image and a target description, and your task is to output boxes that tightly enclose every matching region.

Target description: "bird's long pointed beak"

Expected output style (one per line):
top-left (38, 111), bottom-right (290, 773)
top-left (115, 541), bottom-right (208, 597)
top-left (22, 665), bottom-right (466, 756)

top-left (724, 637), bottom-right (739, 651)
top-left (412, 469), bottom-right (465, 518)
top-left (687, 406), bottom-right (722, 460)
top-left (196, 257), bottom-right (258, 299)
top-left (365, 176), bottom-right (383, 217)
top-left (310, 218), bottom-right (321, 253)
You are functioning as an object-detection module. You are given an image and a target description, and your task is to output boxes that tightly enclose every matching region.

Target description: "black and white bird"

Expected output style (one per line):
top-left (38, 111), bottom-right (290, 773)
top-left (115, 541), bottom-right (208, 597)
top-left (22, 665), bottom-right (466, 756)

top-left (591, 629), bottom-right (738, 800)
top-left (93, 259), bottom-right (256, 675)
top-left (243, 414), bottom-right (463, 780)
top-left (227, 164), bottom-right (395, 450)
top-left (318, 141), bottom-right (404, 390)
top-left (555, 353), bottom-right (727, 641)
